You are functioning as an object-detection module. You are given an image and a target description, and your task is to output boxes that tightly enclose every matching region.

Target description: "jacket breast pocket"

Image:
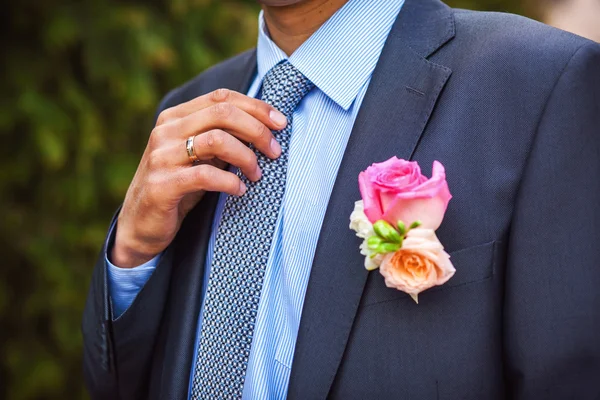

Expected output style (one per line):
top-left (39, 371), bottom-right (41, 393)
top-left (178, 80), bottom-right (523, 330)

top-left (359, 240), bottom-right (503, 307)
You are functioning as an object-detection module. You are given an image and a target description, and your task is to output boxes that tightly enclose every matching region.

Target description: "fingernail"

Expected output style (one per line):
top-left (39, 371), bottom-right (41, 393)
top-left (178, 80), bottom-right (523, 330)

top-left (254, 165), bottom-right (262, 180)
top-left (239, 182), bottom-right (247, 196)
top-left (270, 110), bottom-right (287, 127)
top-left (270, 138), bottom-right (282, 157)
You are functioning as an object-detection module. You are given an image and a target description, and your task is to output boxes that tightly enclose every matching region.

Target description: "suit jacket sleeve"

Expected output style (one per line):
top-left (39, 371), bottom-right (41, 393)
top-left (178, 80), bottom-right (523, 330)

top-left (82, 89), bottom-right (181, 400)
top-left (504, 42), bottom-right (600, 399)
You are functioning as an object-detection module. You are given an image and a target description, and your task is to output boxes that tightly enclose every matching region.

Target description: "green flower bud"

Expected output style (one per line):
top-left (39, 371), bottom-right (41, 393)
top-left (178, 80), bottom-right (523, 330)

top-left (409, 220), bottom-right (422, 230)
top-left (377, 242), bottom-right (401, 254)
top-left (367, 236), bottom-right (383, 250)
top-left (397, 221), bottom-right (406, 236)
top-left (373, 220), bottom-right (402, 243)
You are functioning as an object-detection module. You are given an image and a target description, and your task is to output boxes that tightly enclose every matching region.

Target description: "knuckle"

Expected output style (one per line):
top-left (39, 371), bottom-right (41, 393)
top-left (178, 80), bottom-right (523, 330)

top-left (195, 164), bottom-right (214, 184)
top-left (152, 123), bottom-right (170, 136)
top-left (156, 107), bottom-right (175, 126)
top-left (212, 102), bottom-right (233, 119)
top-left (255, 122), bottom-right (270, 142)
top-left (211, 88), bottom-right (230, 103)
top-left (242, 151), bottom-right (258, 171)
top-left (249, 152), bottom-right (258, 167)
top-left (252, 100), bottom-right (266, 118)
top-left (147, 149), bottom-right (164, 169)
top-left (204, 130), bottom-right (225, 149)
top-left (148, 127), bottom-right (165, 148)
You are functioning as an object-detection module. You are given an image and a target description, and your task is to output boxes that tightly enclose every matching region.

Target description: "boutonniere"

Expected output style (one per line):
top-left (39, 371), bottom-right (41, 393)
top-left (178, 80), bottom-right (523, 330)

top-left (349, 157), bottom-right (455, 303)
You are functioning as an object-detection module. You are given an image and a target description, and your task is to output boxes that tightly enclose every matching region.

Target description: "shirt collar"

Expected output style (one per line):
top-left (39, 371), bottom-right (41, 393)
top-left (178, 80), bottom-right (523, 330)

top-left (255, 0), bottom-right (405, 110)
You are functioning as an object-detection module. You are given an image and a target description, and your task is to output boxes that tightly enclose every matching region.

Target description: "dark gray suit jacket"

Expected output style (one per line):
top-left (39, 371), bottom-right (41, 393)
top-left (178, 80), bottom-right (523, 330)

top-left (82, 0), bottom-right (600, 398)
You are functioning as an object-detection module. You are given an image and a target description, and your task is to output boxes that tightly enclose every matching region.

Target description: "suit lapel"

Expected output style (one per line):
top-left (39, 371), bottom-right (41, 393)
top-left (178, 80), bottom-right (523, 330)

top-left (287, 1), bottom-right (455, 398)
top-left (158, 50), bottom-right (258, 399)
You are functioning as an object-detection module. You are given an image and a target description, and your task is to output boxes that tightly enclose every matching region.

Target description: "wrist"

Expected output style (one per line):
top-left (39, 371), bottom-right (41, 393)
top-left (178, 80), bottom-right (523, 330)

top-left (111, 229), bottom-right (157, 269)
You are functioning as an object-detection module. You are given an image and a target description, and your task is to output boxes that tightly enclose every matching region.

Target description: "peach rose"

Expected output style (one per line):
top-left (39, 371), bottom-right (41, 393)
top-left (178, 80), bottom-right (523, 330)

top-left (379, 228), bottom-right (455, 303)
top-left (358, 158), bottom-right (452, 230)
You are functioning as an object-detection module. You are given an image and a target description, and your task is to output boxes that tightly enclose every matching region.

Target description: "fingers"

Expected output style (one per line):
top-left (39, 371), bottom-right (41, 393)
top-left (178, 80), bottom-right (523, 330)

top-left (176, 103), bottom-right (283, 159)
top-left (164, 129), bottom-right (261, 181)
top-left (118, 90), bottom-right (275, 264)
top-left (194, 130), bottom-right (261, 181)
top-left (156, 88), bottom-right (287, 132)
top-left (175, 164), bottom-right (246, 197)
top-left (153, 88), bottom-right (287, 161)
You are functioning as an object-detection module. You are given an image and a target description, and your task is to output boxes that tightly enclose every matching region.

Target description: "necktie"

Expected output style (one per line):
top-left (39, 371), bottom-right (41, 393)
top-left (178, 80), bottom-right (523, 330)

top-left (191, 61), bottom-right (314, 400)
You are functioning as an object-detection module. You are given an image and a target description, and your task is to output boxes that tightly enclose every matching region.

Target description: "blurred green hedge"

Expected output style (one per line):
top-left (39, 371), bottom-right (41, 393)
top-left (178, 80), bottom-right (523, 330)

top-left (0, 0), bottom-right (529, 398)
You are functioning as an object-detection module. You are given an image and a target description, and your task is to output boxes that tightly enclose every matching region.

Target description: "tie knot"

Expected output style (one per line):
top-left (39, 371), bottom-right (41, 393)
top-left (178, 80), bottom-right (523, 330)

top-left (260, 60), bottom-right (315, 116)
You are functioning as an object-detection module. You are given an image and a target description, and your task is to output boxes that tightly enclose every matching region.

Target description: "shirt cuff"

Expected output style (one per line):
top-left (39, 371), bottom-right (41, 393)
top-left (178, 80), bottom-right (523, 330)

top-left (104, 221), bottom-right (161, 318)
top-left (106, 254), bottom-right (161, 318)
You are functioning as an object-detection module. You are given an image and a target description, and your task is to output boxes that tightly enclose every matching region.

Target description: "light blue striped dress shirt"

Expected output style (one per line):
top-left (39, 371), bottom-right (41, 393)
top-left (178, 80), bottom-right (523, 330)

top-left (107, 0), bottom-right (405, 398)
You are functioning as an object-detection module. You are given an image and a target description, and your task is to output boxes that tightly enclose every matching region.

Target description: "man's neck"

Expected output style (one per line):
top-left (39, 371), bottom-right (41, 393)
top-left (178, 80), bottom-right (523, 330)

top-left (262, 0), bottom-right (349, 56)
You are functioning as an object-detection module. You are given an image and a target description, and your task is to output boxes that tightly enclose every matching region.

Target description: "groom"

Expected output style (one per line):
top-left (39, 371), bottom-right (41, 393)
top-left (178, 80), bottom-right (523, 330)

top-left (82, 0), bottom-right (600, 399)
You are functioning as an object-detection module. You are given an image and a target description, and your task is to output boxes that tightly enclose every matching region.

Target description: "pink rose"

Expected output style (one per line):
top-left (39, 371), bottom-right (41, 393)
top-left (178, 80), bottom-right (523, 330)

top-left (358, 157), bottom-right (452, 230)
top-left (379, 228), bottom-right (455, 303)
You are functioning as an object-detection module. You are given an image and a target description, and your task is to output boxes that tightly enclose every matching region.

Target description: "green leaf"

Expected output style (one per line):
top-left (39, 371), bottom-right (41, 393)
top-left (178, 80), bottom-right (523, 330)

top-left (34, 127), bottom-right (67, 169)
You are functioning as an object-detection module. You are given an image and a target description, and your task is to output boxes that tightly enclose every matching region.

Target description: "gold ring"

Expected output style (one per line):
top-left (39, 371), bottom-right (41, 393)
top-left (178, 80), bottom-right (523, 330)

top-left (186, 136), bottom-right (199, 164)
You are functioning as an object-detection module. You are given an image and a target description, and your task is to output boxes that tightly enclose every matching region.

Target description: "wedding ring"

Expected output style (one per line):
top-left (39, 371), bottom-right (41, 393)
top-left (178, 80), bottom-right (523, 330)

top-left (186, 136), bottom-right (199, 164)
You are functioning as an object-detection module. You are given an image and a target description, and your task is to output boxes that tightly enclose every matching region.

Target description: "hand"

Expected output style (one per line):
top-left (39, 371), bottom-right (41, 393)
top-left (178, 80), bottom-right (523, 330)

top-left (111, 88), bottom-right (287, 268)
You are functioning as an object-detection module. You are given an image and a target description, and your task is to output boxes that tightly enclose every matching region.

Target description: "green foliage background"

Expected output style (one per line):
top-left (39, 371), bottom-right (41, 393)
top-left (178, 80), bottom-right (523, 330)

top-left (0, 0), bottom-right (534, 398)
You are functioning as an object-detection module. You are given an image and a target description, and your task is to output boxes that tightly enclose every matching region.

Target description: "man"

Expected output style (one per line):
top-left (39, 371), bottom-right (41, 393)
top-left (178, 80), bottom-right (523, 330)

top-left (82, 0), bottom-right (600, 398)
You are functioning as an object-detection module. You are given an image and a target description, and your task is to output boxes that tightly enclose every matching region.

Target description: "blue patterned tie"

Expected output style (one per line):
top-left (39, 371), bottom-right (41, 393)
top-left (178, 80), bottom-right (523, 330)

top-left (190, 61), bottom-right (314, 400)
